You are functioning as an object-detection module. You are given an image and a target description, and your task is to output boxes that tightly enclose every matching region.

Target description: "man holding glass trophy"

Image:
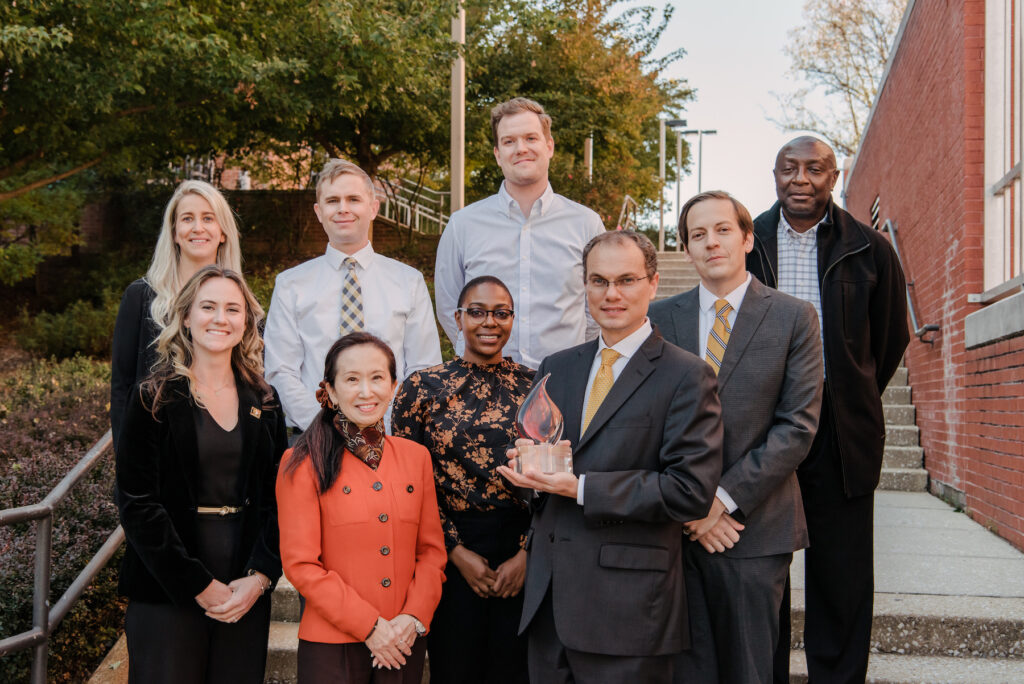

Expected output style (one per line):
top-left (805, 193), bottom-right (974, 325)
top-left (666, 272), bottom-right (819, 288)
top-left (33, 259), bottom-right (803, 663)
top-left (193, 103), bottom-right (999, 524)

top-left (499, 230), bottom-right (724, 684)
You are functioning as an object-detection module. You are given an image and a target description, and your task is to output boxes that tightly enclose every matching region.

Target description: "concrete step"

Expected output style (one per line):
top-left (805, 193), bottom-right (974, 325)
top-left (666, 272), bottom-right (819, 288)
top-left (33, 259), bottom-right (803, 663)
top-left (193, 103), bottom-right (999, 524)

top-left (888, 366), bottom-right (909, 387)
top-left (789, 651), bottom-right (1024, 683)
top-left (883, 385), bottom-right (911, 405)
top-left (886, 424), bottom-right (920, 447)
top-left (879, 467), bottom-right (928, 491)
top-left (266, 621), bottom-right (299, 683)
top-left (883, 445), bottom-right (924, 469)
top-left (271, 575), bottom-right (299, 623)
top-left (884, 404), bottom-right (916, 425)
top-left (789, 590), bottom-right (1024, 659)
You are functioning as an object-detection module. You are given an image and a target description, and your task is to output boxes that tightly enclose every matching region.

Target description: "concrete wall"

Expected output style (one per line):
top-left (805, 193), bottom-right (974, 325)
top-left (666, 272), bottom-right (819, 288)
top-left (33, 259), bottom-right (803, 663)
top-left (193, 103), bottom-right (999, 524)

top-left (846, 0), bottom-right (1024, 550)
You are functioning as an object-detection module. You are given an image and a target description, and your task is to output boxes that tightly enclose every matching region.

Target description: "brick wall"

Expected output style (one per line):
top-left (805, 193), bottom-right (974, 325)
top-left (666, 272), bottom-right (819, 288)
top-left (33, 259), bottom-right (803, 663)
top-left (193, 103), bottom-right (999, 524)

top-left (846, 0), bottom-right (1024, 550)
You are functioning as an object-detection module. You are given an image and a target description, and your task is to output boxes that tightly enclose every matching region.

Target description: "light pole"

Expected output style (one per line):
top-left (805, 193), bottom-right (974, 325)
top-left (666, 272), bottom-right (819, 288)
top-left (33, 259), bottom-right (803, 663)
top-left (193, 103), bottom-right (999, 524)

top-left (658, 119), bottom-right (666, 251)
top-left (450, 3), bottom-right (466, 212)
top-left (665, 119), bottom-right (687, 251)
top-left (681, 129), bottom-right (717, 193)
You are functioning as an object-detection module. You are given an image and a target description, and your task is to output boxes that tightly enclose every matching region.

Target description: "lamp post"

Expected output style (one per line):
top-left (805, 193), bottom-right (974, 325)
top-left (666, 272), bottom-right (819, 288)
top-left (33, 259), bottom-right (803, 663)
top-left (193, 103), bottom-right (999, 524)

top-left (450, 3), bottom-right (466, 212)
top-left (681, 129), bottom-right (717, 193)
top-left (665, 119), bottom-right (687, 251)
top-left (658, 119), bottom-right (666, 250)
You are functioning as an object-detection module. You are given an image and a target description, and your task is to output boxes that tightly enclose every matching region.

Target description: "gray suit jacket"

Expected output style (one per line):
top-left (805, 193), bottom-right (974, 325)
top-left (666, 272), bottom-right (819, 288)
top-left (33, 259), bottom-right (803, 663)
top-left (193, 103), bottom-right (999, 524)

top-left (520, 330), bottom-right (723, 656)
top-left (649, 277), bottom-right (823, 558)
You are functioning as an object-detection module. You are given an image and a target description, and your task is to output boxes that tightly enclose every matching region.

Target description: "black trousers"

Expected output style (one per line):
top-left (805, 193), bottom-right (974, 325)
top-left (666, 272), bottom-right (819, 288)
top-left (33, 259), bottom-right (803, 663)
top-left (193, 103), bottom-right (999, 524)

top-left (774, 394), bottom-right (875, 683)
top-left (429, 509), bottom-right (529, 684)
top-left (298, 638), bottom-right (426, 683)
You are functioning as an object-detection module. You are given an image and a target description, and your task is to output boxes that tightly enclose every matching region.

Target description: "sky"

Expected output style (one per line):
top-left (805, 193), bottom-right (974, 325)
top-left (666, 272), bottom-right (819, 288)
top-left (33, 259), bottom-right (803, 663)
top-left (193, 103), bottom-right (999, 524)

top-left (632, 0), bottom-right (829, 224)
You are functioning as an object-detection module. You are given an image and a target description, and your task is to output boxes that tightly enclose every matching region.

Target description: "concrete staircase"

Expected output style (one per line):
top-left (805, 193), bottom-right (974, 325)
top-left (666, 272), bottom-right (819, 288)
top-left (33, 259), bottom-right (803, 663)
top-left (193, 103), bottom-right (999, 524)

top-left (880, 367), bottom-right (928, 492)
top-left (266, 577), bottom-right (300, 683)
top-left (655, 250), bottom-right (700, 300)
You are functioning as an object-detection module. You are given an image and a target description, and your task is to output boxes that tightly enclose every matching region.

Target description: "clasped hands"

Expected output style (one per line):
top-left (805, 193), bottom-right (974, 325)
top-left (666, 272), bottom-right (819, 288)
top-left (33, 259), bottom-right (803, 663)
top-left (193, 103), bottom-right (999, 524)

top-left (685, 496), bottom-right (745, 553)
top-left (496, 439), bottom-right (578, 499)
top-left (195, 572), bottom-right (269, 623)
top-left (366, 614), bottom-right (419, 670)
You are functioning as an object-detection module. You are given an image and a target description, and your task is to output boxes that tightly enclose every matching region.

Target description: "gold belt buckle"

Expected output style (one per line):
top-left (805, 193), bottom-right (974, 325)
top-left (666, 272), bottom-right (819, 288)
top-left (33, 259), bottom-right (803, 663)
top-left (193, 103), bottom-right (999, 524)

top-left (198, 505), bottom-right (241, 516)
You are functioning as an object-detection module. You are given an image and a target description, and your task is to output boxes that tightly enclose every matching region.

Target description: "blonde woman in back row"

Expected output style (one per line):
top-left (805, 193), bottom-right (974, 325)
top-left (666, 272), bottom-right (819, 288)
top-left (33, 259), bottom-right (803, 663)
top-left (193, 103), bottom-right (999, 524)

top-left (110, 180), bottom-right (243, 451)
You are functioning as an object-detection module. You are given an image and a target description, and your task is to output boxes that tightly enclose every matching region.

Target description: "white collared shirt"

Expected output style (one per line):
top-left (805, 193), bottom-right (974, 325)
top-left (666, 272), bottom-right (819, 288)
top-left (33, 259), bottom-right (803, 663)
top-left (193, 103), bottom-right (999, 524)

top-left (264, 242), bottom-right (442, 429)
top-left (576, 319), bottom-right (653, 506)
top-left (434, 181), bottom-right (606, 369)
top-left (697, 273), bottom-right (752, 361)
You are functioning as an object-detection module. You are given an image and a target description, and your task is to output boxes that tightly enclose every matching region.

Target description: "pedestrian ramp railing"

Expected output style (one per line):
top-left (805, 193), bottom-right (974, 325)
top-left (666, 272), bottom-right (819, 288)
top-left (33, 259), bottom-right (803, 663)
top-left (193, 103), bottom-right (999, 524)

top-left (375, 177), bottom-right (451, 236)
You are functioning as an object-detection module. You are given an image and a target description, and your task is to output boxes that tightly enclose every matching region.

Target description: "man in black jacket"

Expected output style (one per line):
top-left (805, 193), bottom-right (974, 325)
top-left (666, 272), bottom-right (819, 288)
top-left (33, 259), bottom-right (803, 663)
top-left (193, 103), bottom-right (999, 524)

top-left (748, 137), bottom-right (909, 683)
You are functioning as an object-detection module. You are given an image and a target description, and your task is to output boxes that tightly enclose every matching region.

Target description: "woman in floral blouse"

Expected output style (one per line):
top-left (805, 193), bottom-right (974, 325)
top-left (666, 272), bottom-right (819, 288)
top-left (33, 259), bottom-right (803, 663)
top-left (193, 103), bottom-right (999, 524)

top-left (392, 275), bottom-right (533, 684)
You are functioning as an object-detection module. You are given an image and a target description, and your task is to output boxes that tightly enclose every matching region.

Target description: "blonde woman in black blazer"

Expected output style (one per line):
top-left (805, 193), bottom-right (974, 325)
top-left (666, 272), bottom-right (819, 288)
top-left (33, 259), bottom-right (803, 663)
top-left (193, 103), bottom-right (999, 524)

top-left (116, 265), bottom-right (286, 684)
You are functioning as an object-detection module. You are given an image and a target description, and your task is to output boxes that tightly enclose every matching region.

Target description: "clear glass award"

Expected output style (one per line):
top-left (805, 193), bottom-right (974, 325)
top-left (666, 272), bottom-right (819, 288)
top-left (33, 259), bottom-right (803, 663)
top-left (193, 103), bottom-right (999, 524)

top-left (514, 373), bottom-right (573, 474)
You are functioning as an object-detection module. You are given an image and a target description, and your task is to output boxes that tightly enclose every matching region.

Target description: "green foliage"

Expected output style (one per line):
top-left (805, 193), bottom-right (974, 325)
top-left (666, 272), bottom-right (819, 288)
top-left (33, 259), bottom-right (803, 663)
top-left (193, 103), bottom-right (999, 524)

top-left (16, 291), bottom-right (121, 359)
top-left (0, 356), bottom-right (121, 683)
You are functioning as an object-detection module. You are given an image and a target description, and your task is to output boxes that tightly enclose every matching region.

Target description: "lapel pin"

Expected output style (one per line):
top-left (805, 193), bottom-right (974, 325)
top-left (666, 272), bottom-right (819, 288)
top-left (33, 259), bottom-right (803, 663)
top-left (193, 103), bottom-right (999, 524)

top-left (250, 407), bottom-right (262, 419)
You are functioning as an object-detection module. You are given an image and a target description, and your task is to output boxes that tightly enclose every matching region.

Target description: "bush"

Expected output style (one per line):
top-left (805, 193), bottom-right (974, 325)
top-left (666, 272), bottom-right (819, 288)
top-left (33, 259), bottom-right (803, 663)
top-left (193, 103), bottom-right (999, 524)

top-left (0, 356), bottom-right (124, 683)
top-left (16, 289), bottom-right (120, 359)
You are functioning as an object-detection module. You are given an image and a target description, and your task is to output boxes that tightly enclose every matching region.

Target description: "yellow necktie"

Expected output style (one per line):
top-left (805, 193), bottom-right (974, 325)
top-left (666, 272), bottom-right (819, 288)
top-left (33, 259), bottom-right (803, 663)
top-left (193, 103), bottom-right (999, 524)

top-left (705, 299), bottom-right (732, 375)
top-left (582, 348), bottom-right (621, 433)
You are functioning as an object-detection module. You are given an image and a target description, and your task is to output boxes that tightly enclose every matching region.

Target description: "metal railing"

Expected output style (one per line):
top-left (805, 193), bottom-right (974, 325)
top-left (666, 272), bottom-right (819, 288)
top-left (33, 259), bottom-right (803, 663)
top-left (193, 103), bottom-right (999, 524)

top-left (617, 195), bottom-right (639, 231)
top-left (881, 219), bottom-right (940, 344)
top-left (0, 430), bottom-right (125, 684)
top-left (376, 177), bottom-right (451, 236)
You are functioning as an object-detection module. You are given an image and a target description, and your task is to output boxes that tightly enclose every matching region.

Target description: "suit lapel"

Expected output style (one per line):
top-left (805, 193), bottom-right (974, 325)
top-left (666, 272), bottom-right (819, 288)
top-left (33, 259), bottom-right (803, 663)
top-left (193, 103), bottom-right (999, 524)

top-left (670, 289), bottom-right (701, 356)
top-left (167, 387), bottom-right (199, 504)
top-left (560, 341), bottom-right (597, 446)
top-left (576, 333), bottom-right (661, 453)
top-left (717, 280), bottom-right (772, 389)
top-left (235, 383), bottom-right (262, 501)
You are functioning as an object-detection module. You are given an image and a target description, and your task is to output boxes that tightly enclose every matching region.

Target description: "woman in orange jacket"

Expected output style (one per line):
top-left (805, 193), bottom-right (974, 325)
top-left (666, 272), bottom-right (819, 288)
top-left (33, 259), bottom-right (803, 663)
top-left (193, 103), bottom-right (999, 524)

top-left (276, 332), bottom-right (446, 683)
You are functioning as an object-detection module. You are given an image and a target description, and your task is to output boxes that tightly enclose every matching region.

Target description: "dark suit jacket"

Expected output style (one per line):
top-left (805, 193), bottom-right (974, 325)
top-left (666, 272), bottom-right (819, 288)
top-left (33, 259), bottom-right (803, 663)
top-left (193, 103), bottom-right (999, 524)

top-left (110, 278), bottom-right (159, 452)
top-left (649, 278), bottom-right (823, 558)
top-left (115, 377), bottom-right (287, 606)
top-left (520, 330), bottom-right (723, 656)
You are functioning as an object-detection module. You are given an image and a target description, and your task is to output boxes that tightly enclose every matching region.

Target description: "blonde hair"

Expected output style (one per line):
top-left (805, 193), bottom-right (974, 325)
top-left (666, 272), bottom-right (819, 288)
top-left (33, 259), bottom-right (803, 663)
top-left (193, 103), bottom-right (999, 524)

top-left (490, 97), bottom-right (553, 145)
top-left (315, 159), bottom-right (375, 201)
top-left (142, 266), bottom-right (271, 413)
top-left (145, 180), bottom-right (243, 330)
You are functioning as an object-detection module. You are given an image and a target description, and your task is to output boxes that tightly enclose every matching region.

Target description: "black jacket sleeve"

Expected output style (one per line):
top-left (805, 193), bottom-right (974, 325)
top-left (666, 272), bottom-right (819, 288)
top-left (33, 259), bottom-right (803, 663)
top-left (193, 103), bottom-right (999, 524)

top-left (110, 280), bottom-right (155, 451)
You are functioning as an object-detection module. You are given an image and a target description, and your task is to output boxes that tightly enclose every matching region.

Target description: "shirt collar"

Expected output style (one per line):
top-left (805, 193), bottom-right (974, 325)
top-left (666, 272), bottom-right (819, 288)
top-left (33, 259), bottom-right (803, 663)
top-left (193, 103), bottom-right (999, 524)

top-left (497, 181), bottom-right (555, 219)
top-left (597, 318), bottom-right (652, 361)
top-left (698, 273), bottom-right (752, 315)
top-left (325, 241), bottom-right (375, 270)
top-left (778, 211), bottom-right (826, 242)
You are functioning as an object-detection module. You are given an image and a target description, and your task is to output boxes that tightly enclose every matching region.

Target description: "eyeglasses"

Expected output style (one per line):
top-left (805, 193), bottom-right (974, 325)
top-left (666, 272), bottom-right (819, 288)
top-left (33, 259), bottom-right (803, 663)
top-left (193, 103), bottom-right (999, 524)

top-left (585, 275), bottom-right (651, 291)
top-left (457, 307), bottom-right (515, 322)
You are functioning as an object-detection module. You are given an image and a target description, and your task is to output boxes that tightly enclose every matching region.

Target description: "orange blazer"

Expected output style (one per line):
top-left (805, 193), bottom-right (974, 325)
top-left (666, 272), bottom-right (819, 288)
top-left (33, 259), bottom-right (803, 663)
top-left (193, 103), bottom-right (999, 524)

top-left (276, 436), bottom-right (447, 644)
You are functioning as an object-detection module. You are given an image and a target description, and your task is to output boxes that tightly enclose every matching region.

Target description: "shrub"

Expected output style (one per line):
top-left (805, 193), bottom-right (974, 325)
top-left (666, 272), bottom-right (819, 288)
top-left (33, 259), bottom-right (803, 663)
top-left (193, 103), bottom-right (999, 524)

top-left (16, 289), bottom-right (120, 359)
top-left (0, 356), bottom-right (124, 683)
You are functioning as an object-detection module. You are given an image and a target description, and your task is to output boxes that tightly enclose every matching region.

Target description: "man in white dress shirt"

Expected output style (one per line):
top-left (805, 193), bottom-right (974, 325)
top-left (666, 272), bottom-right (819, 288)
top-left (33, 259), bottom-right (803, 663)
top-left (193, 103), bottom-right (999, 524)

top-left (264, 159), bottom-right (442, 431)
top-left (434, 97), bottom-right (605, 369)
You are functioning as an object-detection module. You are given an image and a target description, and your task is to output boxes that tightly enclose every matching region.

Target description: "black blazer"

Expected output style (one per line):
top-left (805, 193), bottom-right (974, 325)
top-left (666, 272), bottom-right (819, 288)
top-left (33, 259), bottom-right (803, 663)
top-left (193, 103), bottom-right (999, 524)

top-left (115, 377), bottom-right (287, 606)
top-left (110, 278), bottom-right (159, 452)
top-left (519, 330), bottom-right (723, 656)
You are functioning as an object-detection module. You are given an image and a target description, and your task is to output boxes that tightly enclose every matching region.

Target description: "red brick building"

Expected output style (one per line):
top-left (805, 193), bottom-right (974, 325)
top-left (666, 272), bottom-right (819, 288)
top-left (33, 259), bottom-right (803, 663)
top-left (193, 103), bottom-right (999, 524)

top-left (844, 0), bottom-right (1024, 550)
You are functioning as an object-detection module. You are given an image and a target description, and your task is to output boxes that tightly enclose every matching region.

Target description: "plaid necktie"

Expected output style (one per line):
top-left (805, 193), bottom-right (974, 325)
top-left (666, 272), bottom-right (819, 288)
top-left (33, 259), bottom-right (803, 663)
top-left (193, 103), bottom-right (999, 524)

top-left (339, 257), bottom-right (364, 334)
top-left (705, 299), bottom-right (732, 375)
top-left (582, 348), bottom-right (621, 433)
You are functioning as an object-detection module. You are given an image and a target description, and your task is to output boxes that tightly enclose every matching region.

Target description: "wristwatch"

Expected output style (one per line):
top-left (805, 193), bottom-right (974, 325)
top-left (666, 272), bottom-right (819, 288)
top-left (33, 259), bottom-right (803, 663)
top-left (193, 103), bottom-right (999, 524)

top-left (412, 617), bottom-right (427, 636)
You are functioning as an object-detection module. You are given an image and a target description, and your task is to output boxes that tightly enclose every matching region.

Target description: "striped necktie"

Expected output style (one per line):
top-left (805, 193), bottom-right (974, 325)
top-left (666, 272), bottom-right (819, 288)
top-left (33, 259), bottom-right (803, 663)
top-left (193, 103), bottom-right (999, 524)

top-left (582, 348), bottom-right (621, 433)
top-left (705, 299), bottom-right (732, 375)
top-left (339, 257), bottom-right (364, 334)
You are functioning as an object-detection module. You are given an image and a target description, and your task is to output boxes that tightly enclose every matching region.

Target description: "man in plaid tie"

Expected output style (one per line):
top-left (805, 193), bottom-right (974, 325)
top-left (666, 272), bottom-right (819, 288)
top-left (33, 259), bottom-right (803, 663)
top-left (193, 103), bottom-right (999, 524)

top-left (265, 159), bottom-right (442, 434)
top-left (649, 191), bottom-right (824, 684)
top-left (499, 230), bottom-right (723, 684)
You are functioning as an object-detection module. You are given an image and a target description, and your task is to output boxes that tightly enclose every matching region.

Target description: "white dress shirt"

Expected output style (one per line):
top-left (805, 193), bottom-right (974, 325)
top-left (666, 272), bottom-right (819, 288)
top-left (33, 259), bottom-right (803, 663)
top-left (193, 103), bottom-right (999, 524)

top-left (576, 319), bottom-right (653, 505)
top-left (434, 182), bottom-right (606, 369)
top-left (264, 242), bottom-right (442, 429)
top-left (697, 275), bottom-right (753, 515)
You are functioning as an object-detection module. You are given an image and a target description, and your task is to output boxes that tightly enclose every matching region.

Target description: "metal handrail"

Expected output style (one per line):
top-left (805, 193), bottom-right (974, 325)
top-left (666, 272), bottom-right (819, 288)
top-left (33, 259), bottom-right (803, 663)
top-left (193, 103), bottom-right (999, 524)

top-left (375, 177), bottom-right (450, 236)
top-left (881, 219), bottom-right (940, 344)
top-left (617, 195), bottom-right (639, 231)
top-left (0, 429), bottom-right (125, 684)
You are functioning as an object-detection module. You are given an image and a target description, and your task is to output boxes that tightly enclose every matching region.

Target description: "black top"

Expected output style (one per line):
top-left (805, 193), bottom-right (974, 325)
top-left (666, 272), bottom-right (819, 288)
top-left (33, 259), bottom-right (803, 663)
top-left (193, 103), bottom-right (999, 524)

top-left (392, 357), bottom-right (534, 550)
top-left (110, 278), bottom-right (159, 452)
top-left (193, 405), bottom-right (243, 507)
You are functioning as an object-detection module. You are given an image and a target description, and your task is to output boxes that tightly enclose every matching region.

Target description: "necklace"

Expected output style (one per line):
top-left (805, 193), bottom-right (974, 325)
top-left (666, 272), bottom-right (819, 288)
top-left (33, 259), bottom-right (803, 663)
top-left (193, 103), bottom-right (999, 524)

top-left (194, 376), bottom-right (235, 398)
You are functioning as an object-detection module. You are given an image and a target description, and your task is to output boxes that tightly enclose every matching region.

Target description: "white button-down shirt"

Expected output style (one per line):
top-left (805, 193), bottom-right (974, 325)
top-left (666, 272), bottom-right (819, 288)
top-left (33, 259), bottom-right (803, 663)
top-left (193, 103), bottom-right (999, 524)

top-left (264, 242), bottom-right (442, 429)
top-left (695, 276), bottom-right (752, 514)
top-left (434, 182), bottom-right (606, 369)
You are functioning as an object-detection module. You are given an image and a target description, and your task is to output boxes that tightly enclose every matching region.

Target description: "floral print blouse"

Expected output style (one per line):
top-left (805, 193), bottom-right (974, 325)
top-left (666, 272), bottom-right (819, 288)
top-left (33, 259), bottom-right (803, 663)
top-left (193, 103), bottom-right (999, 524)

top-left (392, 357), bottom-right (535, 550)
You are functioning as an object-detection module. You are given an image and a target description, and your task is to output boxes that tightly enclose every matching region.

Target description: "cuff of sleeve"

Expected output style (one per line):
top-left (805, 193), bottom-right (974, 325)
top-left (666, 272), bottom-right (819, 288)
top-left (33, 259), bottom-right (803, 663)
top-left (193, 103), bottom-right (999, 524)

top-left (716, 486), bottom-right (738, 514)
top-left (577, 474), bottom-right (586, 506)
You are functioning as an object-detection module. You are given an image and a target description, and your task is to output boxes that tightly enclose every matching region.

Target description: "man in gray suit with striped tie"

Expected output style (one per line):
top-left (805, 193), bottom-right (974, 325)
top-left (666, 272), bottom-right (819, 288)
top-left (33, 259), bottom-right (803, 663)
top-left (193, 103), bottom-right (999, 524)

top-left (649, 191), bottom-right (823, 683)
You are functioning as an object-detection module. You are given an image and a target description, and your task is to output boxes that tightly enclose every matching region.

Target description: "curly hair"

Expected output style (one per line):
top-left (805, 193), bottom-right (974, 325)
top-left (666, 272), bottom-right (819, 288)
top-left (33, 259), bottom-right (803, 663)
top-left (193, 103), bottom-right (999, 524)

top-left (141, 265), bottom-right (272, 414)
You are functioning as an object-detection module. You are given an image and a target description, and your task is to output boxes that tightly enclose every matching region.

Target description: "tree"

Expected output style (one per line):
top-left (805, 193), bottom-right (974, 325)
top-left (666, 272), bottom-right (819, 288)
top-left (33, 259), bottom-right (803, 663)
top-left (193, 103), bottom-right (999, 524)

top-left (463, 0), bottom-right (691, 227)
top-left (771, 0), bottom-right (908, 156)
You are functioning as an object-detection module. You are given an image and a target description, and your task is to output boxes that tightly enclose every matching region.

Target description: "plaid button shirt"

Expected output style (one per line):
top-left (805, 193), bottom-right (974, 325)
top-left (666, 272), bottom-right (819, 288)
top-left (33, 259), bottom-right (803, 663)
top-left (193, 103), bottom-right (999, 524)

top-left (777, 213), bottom-right (826, 372)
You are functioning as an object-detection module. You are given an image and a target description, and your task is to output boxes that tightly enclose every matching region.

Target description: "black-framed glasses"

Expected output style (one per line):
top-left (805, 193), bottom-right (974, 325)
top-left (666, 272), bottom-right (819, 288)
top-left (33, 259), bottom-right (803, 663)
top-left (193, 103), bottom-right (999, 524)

top-left (457, 307), bottom-right (515, 322)
top-left (586, 274), bottom-right (651, 291)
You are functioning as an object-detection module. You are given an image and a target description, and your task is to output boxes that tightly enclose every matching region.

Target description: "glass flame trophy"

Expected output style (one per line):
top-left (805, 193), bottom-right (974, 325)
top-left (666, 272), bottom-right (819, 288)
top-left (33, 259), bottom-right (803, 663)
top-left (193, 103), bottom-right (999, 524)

top-left (514, 373), bottom-right (573, 474)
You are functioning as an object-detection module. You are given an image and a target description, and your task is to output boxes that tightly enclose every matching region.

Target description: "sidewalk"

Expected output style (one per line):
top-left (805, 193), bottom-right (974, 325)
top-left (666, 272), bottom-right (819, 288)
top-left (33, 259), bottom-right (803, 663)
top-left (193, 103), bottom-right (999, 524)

top-left (790, 491), bottom-right (1024, 682)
